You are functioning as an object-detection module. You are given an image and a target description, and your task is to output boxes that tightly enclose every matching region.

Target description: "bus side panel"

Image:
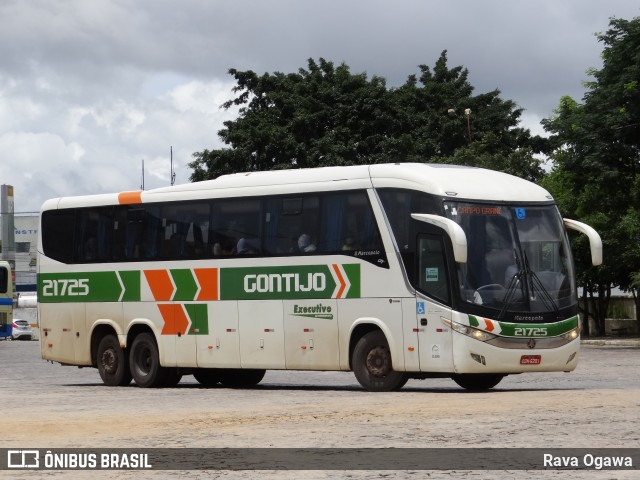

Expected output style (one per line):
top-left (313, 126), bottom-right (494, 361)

top-left (337, 298), bottom-right (405, 372)
top-left (417, 300), bottom-right (454, 373)
top-left (196, 301), bottom-right (241, 368)
top-left (39, 303), bottom-right (88, 365)
top-left (239, 300), bottom-right (285, 369)
top-left (283, 299), bottom-right (339, 370)
top-left (401, 298), bottom-right (420, 372)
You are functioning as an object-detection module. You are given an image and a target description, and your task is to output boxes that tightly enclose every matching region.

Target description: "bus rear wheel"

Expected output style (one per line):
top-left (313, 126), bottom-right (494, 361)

top-left (451, 374), bottom-right (504, 391)
top-left (129, 333), bottom-right (167, 388)
top-left (352, 331), bottom-right (408, 392)
top-left (97, 334), bottom-right (132, 386)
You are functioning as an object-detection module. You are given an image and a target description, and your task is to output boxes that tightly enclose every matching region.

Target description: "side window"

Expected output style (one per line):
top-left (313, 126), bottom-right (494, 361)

top-left (0, 267), bottom-right (7, 294)
top-left (318, 191), bottom-right (387, 267)
top-left (158, 203), bottom-right (209, 259)
top-left (417, 235), bottom-right (450, 305)
top-left (75, 207), bottom-right (114, 262)
top-left (211, 199), bottom-right (262, 256)
top-left (41, 209), bottom-right (76, 264)
top-left (264, 195), bottom-right (320, 255)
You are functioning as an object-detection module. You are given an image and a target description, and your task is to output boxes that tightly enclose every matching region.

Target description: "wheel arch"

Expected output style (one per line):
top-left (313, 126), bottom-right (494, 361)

top-left (90, 322), bottom-right (121, 368)
top-left (126, 321), bottom-right (156, 349)
top-left (348, 319), bottom-right (400, 371)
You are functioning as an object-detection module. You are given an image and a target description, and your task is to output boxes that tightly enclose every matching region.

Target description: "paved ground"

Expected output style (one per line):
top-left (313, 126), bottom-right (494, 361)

top-left (1, 339), bottom-right (639, 479)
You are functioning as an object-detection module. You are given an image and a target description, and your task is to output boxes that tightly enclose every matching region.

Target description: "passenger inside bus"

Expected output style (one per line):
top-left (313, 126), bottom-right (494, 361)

top-left (297, 233), bottom-right (316, 253)
top-left (237, 238), bottom-right (259, 254)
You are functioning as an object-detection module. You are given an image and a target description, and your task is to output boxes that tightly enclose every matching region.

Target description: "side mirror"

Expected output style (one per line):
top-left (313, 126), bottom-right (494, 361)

top-left (563, 219), bottom-right (603, 266)
top-left (411, 214), bottom-right (468, 263)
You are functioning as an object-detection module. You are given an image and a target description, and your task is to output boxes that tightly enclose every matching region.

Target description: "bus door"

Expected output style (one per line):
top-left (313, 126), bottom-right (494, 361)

top-left (415, 235), bottom-right (454, 372)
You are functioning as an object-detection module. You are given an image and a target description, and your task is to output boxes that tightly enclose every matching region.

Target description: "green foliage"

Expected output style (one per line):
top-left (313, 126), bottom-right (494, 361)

top-left (542, 16), bottom-right (640, 333)
top-left (189, 51), bottom-right (545, 181)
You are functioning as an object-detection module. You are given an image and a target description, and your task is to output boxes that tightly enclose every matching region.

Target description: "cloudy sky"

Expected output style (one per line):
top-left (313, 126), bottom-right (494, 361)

top-left (1, 0), bottom-right (639, 213)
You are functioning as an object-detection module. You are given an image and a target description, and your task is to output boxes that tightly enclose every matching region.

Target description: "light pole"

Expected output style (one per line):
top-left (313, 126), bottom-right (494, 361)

top-left (464, 108), bottom-right (472, 144)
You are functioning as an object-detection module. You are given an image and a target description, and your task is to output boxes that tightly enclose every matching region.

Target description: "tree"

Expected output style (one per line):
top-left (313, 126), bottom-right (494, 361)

top-left (190, 51), bottom-right (545, 182)
top-left (542, 17), bottom-right (640, 335)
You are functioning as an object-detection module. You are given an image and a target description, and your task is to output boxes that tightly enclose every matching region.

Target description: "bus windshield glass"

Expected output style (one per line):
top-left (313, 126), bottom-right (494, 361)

top-left (443, 202), bottom-right (576, 317)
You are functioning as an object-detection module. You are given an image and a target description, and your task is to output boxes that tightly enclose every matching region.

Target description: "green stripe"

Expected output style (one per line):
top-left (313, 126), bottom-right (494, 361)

top-left (171, 269), bottom-right (198, 301)
top-left (185, 303), bottom-right (208, 335)
top-left (468, 315), bottom-right (579, 337)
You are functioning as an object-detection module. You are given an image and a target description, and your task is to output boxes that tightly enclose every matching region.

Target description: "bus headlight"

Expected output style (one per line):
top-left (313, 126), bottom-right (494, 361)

top-left (562, 327), bottom-right (580, 341)
top-left (442, 319), bottom-right (497, 342)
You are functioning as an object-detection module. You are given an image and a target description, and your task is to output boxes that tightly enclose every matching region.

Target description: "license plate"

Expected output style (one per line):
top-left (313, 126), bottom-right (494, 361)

top-left (520, 355), bottom-right (541, 365)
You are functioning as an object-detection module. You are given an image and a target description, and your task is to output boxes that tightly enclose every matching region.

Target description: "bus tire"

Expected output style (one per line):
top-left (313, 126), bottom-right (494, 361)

top-left (352, 330), bottom-right (408, 392)
top-left (129, 332), bottom-right (167, 388)
top-left (451, 374), bottom-right (504, 391)
top-left (193, 368), bottom-right (222, 387)
top-left (219, 368), bottom-right (266, 388)
top-left (163, 368), bottom-right (182, 387)
top-left (97, 334), bottom-right (132, 386)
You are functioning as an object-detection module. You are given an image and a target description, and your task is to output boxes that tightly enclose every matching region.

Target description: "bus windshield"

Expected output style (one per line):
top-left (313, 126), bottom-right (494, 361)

top-left (443, 202), bottom-right (577, 317)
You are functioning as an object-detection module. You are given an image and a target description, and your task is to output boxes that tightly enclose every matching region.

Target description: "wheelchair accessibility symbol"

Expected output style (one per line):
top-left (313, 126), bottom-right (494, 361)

top-left (416, 302), bottom-right (425, 315)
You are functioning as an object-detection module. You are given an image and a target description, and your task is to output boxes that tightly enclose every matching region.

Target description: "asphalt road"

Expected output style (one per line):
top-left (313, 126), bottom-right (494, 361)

top-left (1, 340), bottom-right (639, 479)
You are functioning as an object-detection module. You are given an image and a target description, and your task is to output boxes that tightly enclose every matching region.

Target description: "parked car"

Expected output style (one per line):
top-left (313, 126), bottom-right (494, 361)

top-left (11, 319), bottom-right (33, 340)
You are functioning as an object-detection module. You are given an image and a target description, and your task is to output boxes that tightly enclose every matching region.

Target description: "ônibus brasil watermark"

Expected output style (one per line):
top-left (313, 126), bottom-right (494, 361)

top-left (2, 448), bottom-right (638, 471)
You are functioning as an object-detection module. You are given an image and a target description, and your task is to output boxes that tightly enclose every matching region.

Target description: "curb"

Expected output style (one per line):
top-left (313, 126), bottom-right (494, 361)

top-left (581, 338), bottom-right (640, 347)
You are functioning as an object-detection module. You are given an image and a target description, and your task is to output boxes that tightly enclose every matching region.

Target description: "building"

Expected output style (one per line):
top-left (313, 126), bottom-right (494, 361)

top-left (0, 214), bottom-right (38, 292)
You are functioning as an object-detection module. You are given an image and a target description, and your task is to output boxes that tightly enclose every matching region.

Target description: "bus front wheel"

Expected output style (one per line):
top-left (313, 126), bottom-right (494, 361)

top-left (451, 374), bottom-right (504, 391)
top-left (352, 331), bottom-right (408, 392)
top-left (129, 333), bottom-right (167, 388)
top-left (96, 334), bottom-right (132, 386)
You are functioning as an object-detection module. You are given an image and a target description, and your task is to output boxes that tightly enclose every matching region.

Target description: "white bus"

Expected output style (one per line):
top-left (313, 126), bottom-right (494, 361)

top-left (38, 163), bottom-right (602, 391)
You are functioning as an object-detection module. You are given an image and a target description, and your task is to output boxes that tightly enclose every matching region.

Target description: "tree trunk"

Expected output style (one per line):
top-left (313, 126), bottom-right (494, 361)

top-left (581, 286), bottom-right (591, 336)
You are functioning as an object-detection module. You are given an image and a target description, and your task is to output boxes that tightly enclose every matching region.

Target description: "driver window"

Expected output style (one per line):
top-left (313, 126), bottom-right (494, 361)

top-left (418, 235), bottom-right (450, 305)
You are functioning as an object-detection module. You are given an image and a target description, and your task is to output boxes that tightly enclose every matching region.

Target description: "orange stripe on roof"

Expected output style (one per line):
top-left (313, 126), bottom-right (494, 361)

top-left (118, 191), bottom-right (143, 205)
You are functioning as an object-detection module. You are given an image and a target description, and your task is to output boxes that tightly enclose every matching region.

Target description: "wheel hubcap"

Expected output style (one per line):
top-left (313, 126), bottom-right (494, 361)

top-left (366, 346), bottom-right (390, 377)
top-left (102, 349), bottom-right (117, 375)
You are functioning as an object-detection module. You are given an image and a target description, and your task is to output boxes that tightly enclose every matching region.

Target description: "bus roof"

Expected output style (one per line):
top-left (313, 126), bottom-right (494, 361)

top-left (42, 163), bottom-right (553, 210)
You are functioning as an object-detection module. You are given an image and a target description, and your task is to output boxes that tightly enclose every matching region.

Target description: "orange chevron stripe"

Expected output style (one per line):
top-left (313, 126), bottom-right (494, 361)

top-left (144, 270), bottom-right (174, 301)
top-left (332, 264), bottom-right (346, 299)
top-left (484, 318), bottom-right (495, 332)
top-left (159, 304), bottom-right (190, 336)
top-left (194, 268), bottom-right (218, 301)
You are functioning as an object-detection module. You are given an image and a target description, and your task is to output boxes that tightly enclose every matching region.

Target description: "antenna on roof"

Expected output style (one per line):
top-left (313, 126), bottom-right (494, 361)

top-left (141, 159), bottom-right (145, 190)
top-left (170, 146), bottom-right (176, 186)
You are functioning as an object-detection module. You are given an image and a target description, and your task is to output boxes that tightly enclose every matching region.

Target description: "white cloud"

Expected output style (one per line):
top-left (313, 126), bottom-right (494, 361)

top-left (0, 0), bottom-right (638, 212)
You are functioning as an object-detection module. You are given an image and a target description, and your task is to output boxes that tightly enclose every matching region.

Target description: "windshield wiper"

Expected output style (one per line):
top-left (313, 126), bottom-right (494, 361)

top-left (497, 249), bottom-right (525, 320)
top-left (522, 251), bottom-right (560, 317)
top-left (497, 250), bottom-right (560, 320)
